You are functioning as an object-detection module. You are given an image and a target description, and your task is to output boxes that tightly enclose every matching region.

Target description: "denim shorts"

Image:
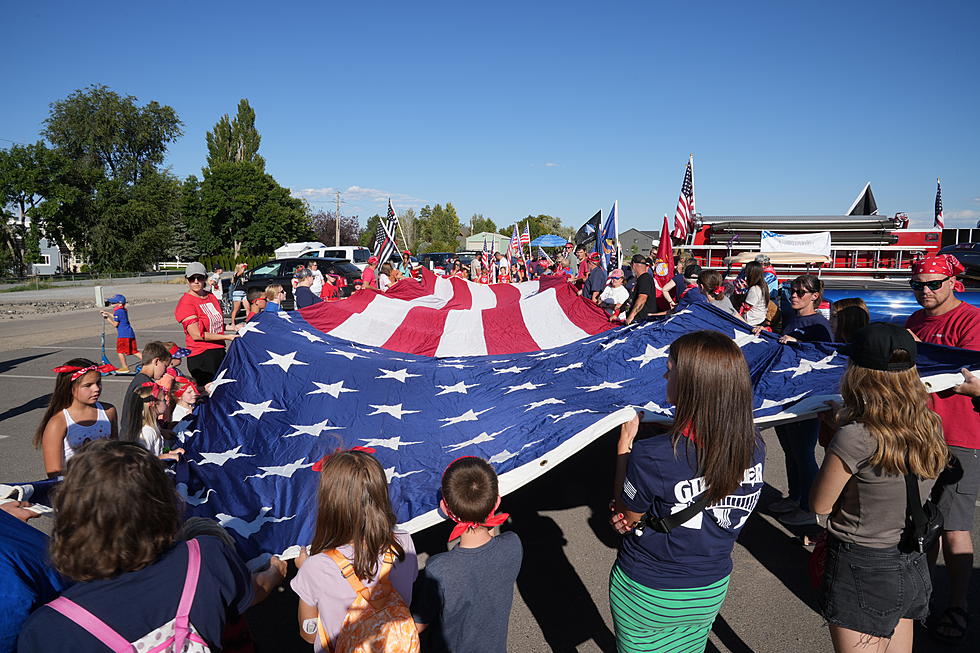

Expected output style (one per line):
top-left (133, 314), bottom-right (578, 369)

top-left (821, 536), bottom-right (931, 638)
top-left (231, 289), bottom-right (247, 302)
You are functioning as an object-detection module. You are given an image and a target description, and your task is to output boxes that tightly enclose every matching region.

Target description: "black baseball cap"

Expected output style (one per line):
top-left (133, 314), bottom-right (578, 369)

top-left (846, 322), bottom-right (917, 371)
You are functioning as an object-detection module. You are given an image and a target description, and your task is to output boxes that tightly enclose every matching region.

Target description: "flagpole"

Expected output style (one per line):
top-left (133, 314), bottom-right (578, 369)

top-left (389, 198), bottom-right (410, 253)
top-left (687, 154), bottom-right (696, 247)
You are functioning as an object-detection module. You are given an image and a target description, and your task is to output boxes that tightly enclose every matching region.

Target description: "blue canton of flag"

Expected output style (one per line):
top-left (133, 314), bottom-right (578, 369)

top-left (173, 304), bottom-right (980, 564)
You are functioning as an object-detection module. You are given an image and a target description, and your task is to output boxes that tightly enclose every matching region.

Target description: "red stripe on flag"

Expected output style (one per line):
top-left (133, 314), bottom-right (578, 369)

top-left (299, 289), bottom-right (379, 332)
top-left (482, 303), bottom-right (538, 354)
top-left (443, 276), bottom-right (473, 310)
top-left (488, 282), bottom-right (522, 306)
top-left (551, 284), bottom-right (617, 336)
top-left (381, 306), bottom-right (451, 357)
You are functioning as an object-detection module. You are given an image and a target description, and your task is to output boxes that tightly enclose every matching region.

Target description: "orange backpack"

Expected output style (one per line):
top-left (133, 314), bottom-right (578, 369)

top-left (317, 549), bottom-right (420, 653)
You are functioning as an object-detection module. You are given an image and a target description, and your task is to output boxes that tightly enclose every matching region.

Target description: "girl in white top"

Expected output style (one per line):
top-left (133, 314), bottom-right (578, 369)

top-left (170, 376), bottom-right (199, 423)
top-left (739, 261), bottom-right (771, 327)
top-left (35, 359), bottom-right (118, 477)
top-left (121, 383), bottom-right (183, 461)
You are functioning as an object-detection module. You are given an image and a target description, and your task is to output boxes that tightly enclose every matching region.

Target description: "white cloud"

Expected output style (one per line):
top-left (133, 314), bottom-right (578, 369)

top-left (292, 185), bottom-right (426, 213)
top-left (947, 209), bottom-right (980, 220)
top-left (544, 162), bottom-right (559, 167)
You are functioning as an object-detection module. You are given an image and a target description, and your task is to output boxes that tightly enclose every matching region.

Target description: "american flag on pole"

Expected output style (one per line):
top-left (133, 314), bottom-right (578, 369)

top-left (520, 223), bottom-right (531, 246)
top-left (935, 178), bottom-right (944, 229)
top-left (509, 224), bottom-right (521, 257)
top-left (671, 156), bottom-right (696, 240)
top-left (481, 236), bottom-right (490, 272)
top-left (372, 201), bottom-right (399, 263)
top-left (172, 302), bottom-right (980, 563)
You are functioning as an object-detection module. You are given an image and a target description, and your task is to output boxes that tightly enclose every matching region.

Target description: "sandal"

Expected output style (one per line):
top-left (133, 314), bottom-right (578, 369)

top-left (930, 606), bottom-right (970, 644)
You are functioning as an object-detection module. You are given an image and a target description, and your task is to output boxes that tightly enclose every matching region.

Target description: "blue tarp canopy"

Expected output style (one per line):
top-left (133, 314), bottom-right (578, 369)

top-left (529, 234), bottom-right (569, 247)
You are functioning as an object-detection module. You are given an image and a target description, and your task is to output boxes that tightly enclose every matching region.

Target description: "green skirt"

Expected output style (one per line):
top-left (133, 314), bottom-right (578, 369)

top-left (609, 563), bottom-right (730, 653)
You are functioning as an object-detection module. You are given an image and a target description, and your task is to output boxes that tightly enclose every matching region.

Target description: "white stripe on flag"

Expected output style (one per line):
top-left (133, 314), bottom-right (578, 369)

top-left (468, 282), bottom-right (499, 310)
top-left (435, 309), bottom-right (488, 357)
top-left (519, 288), bottom-right (590, 349)
top-left (327, 294), bottom-right (415, 345)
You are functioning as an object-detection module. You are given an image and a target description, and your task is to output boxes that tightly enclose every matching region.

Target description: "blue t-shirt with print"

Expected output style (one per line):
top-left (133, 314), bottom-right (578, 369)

top-left (618, 432), bottom-right (766, 590)
top-left (17, 536), bottom-right (252, 653)
top-left (113, 307), bottom-right (135, 339)
top-left (781, 312), bottom-right (833, 342)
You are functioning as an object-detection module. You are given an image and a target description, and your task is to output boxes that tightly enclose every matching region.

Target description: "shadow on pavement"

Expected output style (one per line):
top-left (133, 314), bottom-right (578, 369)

top-left (0, 351), bottom-right (52, 374)
top-left (0, 393), bottom-right (51, 422)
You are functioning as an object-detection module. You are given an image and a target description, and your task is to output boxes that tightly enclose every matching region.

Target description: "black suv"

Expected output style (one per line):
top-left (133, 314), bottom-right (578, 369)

top-left (225, 257), bottom-right (362, 314)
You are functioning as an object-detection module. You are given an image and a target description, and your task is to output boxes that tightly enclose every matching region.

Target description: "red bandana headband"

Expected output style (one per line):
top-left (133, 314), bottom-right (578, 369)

top-left (140, 382), bottom-right (165, 400)
top-left (912, 254), bottom-right (965, 291)
top-left (311, 446), bottom-right (377, 472)
top-left (174, 376), bottom-right (199, 399)
top-left (52, 364), bottom-right (116, 381)
top-left (441, 456), bottom-right (510, 541)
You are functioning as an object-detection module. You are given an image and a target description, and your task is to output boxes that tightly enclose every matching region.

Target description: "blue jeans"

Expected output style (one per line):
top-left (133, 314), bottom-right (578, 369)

top-left (774, 418), bottom-right (819, 512)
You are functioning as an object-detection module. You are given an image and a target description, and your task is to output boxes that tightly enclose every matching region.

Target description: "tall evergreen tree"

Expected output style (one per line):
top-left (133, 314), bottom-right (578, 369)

top-left (205, 99), bottom-right (265, 172)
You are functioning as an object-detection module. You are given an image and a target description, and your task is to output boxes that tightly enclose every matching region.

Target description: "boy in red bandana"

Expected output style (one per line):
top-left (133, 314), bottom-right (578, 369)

top-left (905, 254), bottom-right (980, 644)
top-left (412, 457), bottom-right (522, 652)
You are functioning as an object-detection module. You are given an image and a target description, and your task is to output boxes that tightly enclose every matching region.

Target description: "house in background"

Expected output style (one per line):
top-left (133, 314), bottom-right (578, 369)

top-left (465, 231), bottom-right (510, 253)
top-left (31, 238), bottom-right (63, 275)
top-left (620, 228), bottom-right (659, 255)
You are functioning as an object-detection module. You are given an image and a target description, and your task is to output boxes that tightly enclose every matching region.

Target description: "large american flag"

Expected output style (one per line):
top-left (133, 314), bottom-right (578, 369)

top-left (373, 201), bottom-right (399, 263)
top-left (671, 156), bottom-right (696, 240)
top-left (935, 178), bottom-right (944, 230)
top-left (172, 302), bottom-right (980, 564)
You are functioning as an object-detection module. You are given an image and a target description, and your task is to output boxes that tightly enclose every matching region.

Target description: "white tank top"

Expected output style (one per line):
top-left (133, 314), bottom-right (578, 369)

top-left (62, 402), bottom-right (111, 461)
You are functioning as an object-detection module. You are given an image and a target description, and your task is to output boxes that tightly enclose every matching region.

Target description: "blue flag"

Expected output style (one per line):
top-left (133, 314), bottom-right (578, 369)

top-left (600, 200), bottom-right (620, 271)
top-left (174, 304), bottom-right (980, 563)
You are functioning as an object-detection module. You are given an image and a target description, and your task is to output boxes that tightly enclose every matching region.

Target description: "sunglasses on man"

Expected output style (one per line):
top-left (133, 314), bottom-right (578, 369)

top-left (909, 277), bottom-right (951, 292)
top-left (188, 275), bottom-right (207, 283)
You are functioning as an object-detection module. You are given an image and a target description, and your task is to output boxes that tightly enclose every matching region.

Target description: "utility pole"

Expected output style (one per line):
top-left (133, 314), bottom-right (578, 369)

top-left (335, 191), bottom-right (341, 246)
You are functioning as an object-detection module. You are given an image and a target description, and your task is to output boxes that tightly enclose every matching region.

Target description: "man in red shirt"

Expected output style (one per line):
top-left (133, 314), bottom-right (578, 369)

top-left (906, 254), bottom-right (980, 644)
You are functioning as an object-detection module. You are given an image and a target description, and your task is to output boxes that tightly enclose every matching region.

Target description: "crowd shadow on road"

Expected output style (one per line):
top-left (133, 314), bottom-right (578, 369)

top-left (0, 351), bottom-right (52, 374)
top-left (0, 393), bottom-right (51, 422)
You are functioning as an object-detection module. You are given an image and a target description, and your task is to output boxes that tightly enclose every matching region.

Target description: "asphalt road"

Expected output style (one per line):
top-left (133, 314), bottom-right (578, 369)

top-left (0, 289), bottom-right (977, 652)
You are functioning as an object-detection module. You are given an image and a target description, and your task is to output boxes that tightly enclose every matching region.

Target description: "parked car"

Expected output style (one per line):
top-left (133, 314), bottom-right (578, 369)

top-left (299, 245), bottom-right (372, 271)
top-left (418, 252), bottom-right (455, 274)
top-left (223, 257), bottom-right (361, 315)
top-left (455, 251), bottom-right (479, 266)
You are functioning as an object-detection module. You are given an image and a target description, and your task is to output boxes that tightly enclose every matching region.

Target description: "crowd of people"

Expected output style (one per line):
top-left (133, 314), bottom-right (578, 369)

top-left (2, 252), bottom-right (979, 653)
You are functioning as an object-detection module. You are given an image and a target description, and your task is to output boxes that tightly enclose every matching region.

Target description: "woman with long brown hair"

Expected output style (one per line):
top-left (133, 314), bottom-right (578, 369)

top-left (609, 331), bottom-right (765, 652)
top-left (811, 323), bottom-right (947, 652)
top-left (291, 449), bottom-right (419, 650)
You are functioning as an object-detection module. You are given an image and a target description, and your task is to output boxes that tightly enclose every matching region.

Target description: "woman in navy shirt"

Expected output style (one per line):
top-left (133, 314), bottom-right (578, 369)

top-left (610, 331), bottom-right (765, 652)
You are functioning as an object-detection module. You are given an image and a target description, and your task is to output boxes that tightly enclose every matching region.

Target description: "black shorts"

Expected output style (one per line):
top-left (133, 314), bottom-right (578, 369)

top-left (935, 445), bottom-right (980, 532)
top-left (821, 536), bottom-right (931, 638)
top-left (187, 347), bottom-right (225, 387)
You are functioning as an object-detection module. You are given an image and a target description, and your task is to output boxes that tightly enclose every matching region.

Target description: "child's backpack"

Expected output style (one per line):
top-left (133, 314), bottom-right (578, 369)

top-left (318, 549), bottom-right (420, 653)
top-left (45, 538), bottom-right (210, 652)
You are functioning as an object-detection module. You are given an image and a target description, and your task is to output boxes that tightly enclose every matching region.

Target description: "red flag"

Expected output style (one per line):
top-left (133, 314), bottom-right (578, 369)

top-left (654, 215), bottom-right (674, 296)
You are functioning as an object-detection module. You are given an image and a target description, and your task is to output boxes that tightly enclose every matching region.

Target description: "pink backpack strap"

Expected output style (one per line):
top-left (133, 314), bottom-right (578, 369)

top-left (47, 597), bottom-right (133, 652)
top-left (173, 538), bottom-right (202, 650)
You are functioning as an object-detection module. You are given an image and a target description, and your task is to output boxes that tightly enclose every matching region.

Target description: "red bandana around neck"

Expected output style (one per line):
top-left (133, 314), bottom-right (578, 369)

top-left (445, 506), bottom-right (510, 542)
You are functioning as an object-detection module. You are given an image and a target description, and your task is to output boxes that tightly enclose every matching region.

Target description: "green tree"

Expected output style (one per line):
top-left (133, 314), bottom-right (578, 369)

top-left (399, 207), bottom-right (418, 252)
top-left (469, 213), bottom-right (496, 235)
top-left (419, 203), bottom-right (461, 252)
top-left (198, 161), bottom-right (312, 256)
top-left (205, 99), bottom-right (265, 172)
top-left (43, 84), bottom-right (182, 185)
top-left (501, 214), bottom-right (574, 243)
top-left (360, 214), bottom-right (382, 248)
top-left (311, 210), bottom-right (361, 246)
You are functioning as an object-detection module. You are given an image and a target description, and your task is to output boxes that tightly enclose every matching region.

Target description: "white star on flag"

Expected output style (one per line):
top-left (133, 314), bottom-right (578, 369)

top-left (283, 419), bottom-right (343, 438)
top-left (444, 426), bottom-right (514, 452)
top-left (216, 507), bottom-right (294, 538)
top-left (197, 445), bottom-right (254, 466)
top-left (308, 380), bottom-right (358, 398)
top-left (207, 369), bottom-right (237, 393)
top-left (292, 330), bottom-right (324, 343)
top-left (260, 350), bottom-right (309, 373)
top-left (236, 322), bottom-right (265, 337)
top-left (275, 311), bottom-right (294, 321)
top-left (774, 353), bottom-right (841, 378)
top-left (435, 381), bottom-right (479, 395)
top-left (639, 400), bottom-right (672, 415)
top-left (600, 338), bottom-right (629, 350)
top-left (504, 382), bottom-right (547, 394)
top-left (359, 436), bottom-right (423, 450)
top-left (385, 467), bottom-right (423, 482)
top-left (368, 403), bottom-right (420, 420)
top-left (628, 344), bottom-right (670, 368)
top-left (548, 408), bottom-right (597, 423)
top-left (245, 458), bottom-right (315, 480)
top-left (488, 440), bottom-right (542, 464)
top-left (523, 397), bottom-right (565, 411)
top-left (326, 349), bottom-right (367, 360)
top-left (554, 362), bottom-right (583, 374)
top-left (439, 407), bottom-right (494, 427)
top-left (351, 345), bottom-right (377, 354)
top-left (376, 368), bottom-right (422, 383)
top-left (230, 400), bottom-right (285, 420)
top-left (492, 366), bottom-right (529, 375)
top-left (756, 391), bottom-right (812, 411)
top-left (733, 331), bottom-right (765, 347)
top-left (577, 379), bottom-right (633, 392)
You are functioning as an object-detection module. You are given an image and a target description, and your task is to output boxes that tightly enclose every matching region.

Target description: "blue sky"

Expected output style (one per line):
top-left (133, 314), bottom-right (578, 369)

top-left (3, 1), bottom-right (978, 232)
